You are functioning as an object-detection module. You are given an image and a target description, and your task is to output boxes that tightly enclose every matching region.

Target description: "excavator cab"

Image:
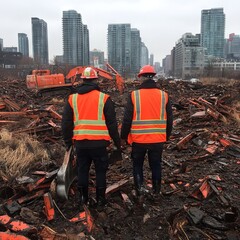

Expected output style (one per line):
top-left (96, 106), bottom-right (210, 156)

top-left (26, 70), bottom-right (66, 92)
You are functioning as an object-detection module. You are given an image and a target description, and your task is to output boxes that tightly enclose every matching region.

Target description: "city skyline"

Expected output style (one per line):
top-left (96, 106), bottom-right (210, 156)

top-left (1, 0), bottom-right (240, 63)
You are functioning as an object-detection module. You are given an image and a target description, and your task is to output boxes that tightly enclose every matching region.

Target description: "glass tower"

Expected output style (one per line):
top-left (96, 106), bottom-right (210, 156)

top-left (107, 24), bottom-right (131, 76)
top-left (131, 28), bottom-right (141, 74)
top-left (18, 33), bottom-right (29, 57)
top-left (62, 10), bottom-right (89, 66)
top-left (31, 17), bottom-right (49, 64)
top-left (201, 8), bottom-right (225, 58)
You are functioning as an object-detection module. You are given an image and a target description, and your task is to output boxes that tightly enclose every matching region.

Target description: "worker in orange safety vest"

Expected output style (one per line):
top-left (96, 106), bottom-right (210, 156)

top-left (121, 65), bottom-right (173, 200)
top-left (62, 67), bottom-right (121, 210)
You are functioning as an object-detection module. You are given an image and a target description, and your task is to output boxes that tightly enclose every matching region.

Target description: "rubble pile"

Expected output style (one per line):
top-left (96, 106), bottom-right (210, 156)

top-left (0, 77), bottom-right (239, 240)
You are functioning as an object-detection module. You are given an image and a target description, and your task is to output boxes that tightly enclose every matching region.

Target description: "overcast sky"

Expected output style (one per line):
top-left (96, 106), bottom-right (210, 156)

top-left (1, 0), bottom-right (239, 63)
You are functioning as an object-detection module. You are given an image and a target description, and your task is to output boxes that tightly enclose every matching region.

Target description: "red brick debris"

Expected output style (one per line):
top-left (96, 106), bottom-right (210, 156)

top-left (0, 74), bottom-right (240, 240)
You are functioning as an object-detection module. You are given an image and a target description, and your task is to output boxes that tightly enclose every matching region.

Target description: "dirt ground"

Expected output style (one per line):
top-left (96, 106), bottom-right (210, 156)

top-left (0, 76), bottom-right (239, 240)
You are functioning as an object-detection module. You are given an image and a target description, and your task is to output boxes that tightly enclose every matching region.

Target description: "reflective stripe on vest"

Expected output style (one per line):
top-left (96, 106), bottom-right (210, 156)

top-left (69, 91), bottom-right (110, 141)
top-left (128, 89), bottom-right (168, 144)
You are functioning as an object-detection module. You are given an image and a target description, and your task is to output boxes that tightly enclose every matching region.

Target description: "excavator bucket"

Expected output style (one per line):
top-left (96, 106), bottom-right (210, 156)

top-left (56, 146), bottom-right (77, 200)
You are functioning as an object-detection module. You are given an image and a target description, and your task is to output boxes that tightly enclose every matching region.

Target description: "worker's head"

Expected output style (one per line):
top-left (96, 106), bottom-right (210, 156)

top-left (81, 67), bottom-right (98, 82)
top-left (137, 65), bottom-right (156, 79)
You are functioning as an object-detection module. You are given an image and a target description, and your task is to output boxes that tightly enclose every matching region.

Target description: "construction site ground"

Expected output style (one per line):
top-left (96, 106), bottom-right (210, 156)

top-left (0, 73), bottom-right (239, 240)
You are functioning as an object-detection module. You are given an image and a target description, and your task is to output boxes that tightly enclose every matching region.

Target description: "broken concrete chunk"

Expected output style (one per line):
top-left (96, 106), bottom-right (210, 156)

top-left (187, 207), bottom-right (205, 224)
top-left (4, 201), bottom-right (21, 216)
top-left (202, 215), bottom-right (228, 230)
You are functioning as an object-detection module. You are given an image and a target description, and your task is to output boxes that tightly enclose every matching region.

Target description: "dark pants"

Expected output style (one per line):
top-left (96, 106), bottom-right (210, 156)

top-left (131, 144), bottom-right (163, 186)
top-left (75, 147), bottom-right (109, 190)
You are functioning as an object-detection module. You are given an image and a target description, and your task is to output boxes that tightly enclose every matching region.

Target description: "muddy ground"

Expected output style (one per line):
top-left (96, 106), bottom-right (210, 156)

top-left (0, 76), bottom-right (239, 240)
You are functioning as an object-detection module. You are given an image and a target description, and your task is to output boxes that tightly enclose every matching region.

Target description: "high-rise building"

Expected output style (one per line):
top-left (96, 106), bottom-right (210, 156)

top-left (175, 33), bottom-right (206, 79)
top-left (149, 54), bottom-right (154, 66)
top-left (201, 8), bottom-right (225, 58)
top-left (170, 47), bottom-right (176, 77)
top-left (31, 17), bottom-right (49, 64)
top-left (108, 24), bottom-right (131, 76)
top-left (62, 10), bottom-right (89, 66)
top-left (162, 55), bottom-right (172, 77)
top-left (131, 28), bottom-right (141, 75)
top-left (154, 62), bottom-right (161, 73)
top-left (141, 42), bottom-right (149, 67)
top-left (82, 24), bottom-right (90, 66)
top-left (225, 33), bottom-right (240, 59)
top-left (0, 38), bottom-right (3, 51)
top-left (18, 33), bottom-right (29, 57)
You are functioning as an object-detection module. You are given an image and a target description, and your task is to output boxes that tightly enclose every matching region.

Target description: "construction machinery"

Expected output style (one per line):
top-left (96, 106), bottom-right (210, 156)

top-left (26, 64), bottom-right (124, 96)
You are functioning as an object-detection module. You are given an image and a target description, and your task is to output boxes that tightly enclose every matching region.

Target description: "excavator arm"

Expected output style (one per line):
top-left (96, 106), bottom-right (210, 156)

top-left (65, 65), bottom-right (124, 94)
top-left (65, 66), bottom-right (86, 81)
top-left (105, 63), bottom-right (124, 94)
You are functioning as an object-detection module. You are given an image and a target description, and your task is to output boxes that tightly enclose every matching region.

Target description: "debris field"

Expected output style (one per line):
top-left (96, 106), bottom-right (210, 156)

top-left (0, 75), bottom-right (239, 240)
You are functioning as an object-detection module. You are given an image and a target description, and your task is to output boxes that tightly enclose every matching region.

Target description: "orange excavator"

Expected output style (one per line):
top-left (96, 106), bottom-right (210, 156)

top-left (26, 63), bottom-right (124, 96)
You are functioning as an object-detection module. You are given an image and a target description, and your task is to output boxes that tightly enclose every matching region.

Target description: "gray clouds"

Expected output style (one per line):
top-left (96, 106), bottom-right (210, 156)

top-left (1, 0), bottom-right (239, 62)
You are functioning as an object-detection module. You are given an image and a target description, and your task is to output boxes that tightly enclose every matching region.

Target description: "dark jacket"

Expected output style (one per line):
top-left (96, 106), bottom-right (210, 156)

top-left (62, 82), bottom-right (121, 149)
top-left (120, 79), bottom-right (173, 148)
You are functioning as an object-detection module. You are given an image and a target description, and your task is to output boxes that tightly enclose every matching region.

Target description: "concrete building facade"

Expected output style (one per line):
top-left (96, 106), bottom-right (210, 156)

top-left (174, 33), bottom-right (206, 79)
top-left (225, 33), bottom-right (240, 59)
top-left (212, 60), bottom-right (240, 71)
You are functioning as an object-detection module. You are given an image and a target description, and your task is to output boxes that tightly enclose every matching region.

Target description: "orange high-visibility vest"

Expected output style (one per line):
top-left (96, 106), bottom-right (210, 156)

top-left (128, 89), bottom-right (168, 144)
top-left (68, 90), bottom-right (111, 141)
